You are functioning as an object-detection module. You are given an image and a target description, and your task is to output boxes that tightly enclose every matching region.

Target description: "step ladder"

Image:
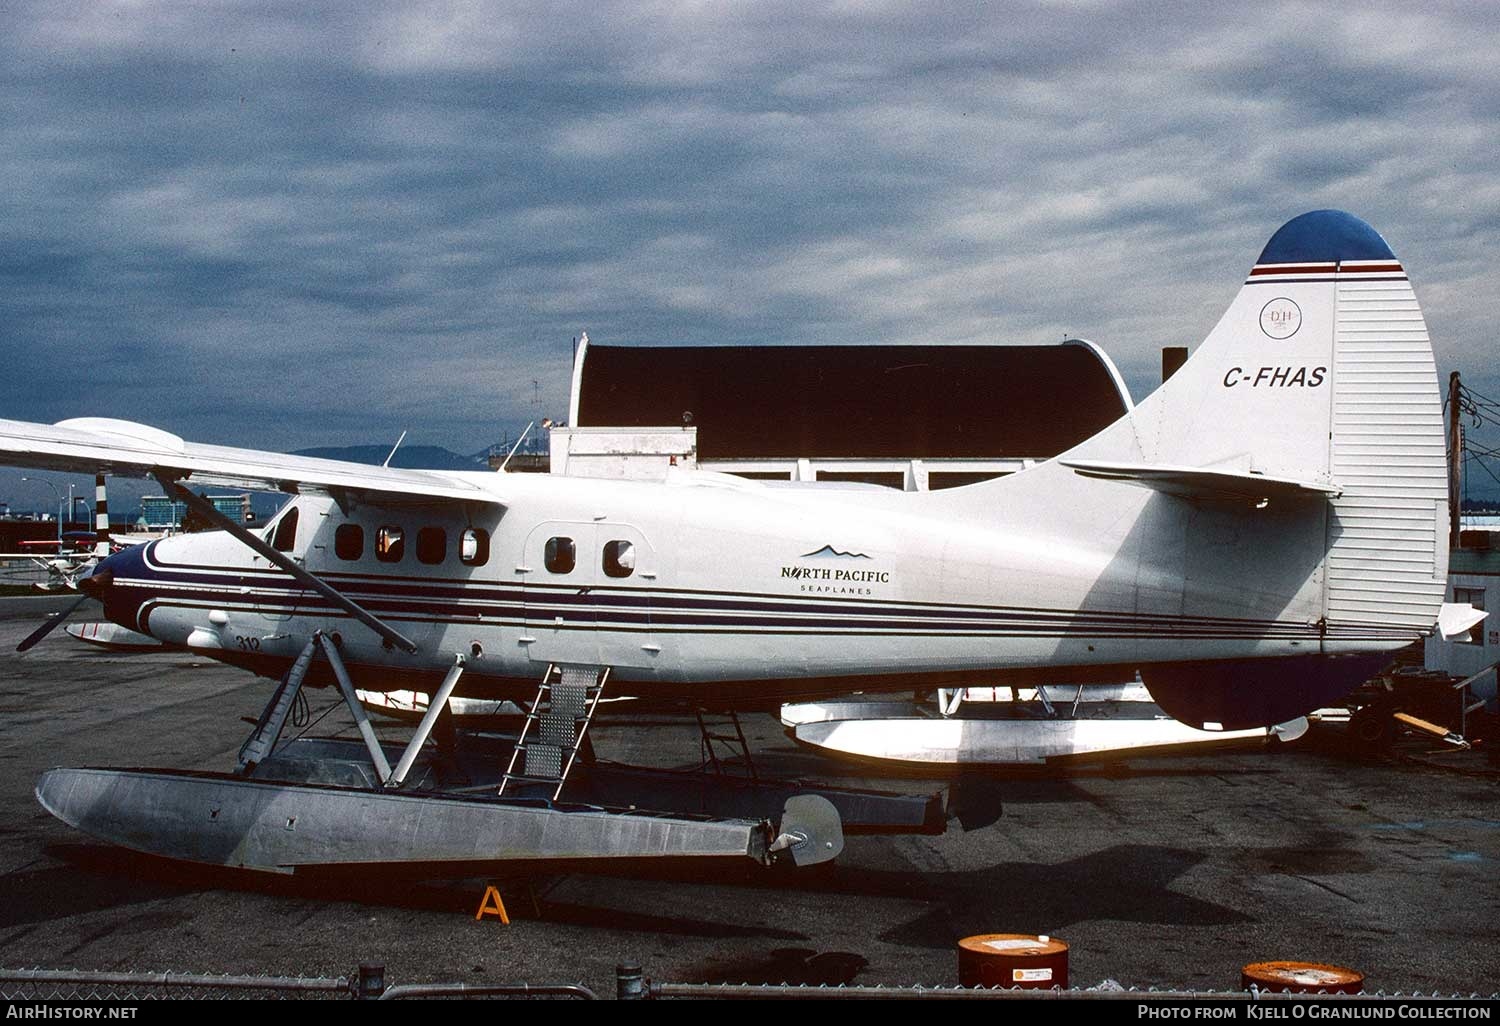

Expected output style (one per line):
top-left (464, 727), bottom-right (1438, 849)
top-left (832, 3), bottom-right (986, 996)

top-left (498, 664), bottom-right (609, 801)
top-left (696, 708), bottom-right (759, 783)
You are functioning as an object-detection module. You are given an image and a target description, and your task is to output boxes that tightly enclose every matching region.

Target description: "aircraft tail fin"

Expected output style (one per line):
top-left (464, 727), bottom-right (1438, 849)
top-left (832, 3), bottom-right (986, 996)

top-left (936, 210), bottom-right (1448, 729)
top-left (1068, 209), bottom-right (1446, 632)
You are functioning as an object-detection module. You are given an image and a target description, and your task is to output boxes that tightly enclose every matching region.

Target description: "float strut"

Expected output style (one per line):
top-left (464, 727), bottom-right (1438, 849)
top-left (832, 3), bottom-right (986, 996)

top-left (237, 635), bottom-right (318, 773)
top-left (387, 654), bottom-right (466, 788)
top-left (317, 632), bottom-right (393, 783)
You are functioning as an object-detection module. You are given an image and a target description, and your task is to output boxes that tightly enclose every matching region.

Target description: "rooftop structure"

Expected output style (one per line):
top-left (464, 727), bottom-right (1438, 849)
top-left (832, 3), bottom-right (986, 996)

top-left (140, 493), bottom-right (252, 530)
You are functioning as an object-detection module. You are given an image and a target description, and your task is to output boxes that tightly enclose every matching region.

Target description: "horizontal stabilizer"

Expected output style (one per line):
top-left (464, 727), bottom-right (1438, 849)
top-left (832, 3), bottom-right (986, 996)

top-left (1437, 603), bottom-right (1489, 640)
top-left (1059, 459), bottom-right (1340, 504)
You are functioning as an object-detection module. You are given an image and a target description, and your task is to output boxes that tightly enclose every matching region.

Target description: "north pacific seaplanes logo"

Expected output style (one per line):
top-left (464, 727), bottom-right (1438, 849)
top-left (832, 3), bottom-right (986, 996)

top-left (781, 545), bottom-right (890, 596)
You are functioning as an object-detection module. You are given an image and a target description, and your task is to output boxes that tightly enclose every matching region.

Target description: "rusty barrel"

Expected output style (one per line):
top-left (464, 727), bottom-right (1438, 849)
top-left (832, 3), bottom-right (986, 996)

top-left (1242, 961), bottom-right (1364, 994)
top-left (957, 933), bottom-right (1068, 989)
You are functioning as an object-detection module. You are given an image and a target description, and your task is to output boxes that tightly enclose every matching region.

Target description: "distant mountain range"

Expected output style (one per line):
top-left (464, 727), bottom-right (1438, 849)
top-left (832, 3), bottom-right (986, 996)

top-left (291, 444), bottom-right (496, 471)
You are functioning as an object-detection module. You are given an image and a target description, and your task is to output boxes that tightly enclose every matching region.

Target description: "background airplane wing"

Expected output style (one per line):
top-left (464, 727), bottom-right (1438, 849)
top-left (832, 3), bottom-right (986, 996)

top-left (0, 417), bottom-right (503, 506)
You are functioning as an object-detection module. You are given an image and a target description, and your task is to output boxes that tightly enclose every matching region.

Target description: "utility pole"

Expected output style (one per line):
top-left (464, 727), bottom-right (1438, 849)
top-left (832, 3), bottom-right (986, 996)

top-left (531, 378), bottom-right (542, 455)
top-left (1448, 371), bottom-right (1463, 549)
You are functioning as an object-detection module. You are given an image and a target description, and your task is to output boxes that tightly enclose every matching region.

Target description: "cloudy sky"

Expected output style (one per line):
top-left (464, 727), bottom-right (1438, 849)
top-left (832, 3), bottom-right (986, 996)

top-left (4, 2), bottom-right (1500, 506)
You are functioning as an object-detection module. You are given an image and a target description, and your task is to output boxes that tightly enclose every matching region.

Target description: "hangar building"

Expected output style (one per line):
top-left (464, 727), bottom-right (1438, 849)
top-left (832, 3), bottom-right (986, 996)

top-left (551, 335), bottom-right (1137, 489)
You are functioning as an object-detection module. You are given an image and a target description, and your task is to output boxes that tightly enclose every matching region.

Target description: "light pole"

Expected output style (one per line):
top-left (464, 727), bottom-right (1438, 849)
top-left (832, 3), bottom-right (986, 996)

top-left (21, 476), bottom-right (63, 545)
top-left (70, 495), bottom-right (90, 540)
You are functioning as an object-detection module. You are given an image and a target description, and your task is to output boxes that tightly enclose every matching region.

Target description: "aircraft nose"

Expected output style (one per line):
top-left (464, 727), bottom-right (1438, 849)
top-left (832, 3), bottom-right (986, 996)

top-left (76, 542), bottom-right (155, 635)
top-left (78, 542), bottom-right (147, 600)
top-left (76, 561), bottom-right (113, 598)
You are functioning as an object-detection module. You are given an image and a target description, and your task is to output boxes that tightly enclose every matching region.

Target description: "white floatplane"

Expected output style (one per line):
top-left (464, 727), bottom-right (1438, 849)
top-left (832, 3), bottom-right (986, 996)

top-left (0, 210), bottom-right (1474, 873)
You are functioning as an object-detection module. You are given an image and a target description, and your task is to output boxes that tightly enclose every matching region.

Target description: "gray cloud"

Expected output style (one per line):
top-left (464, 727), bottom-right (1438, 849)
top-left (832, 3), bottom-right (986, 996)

top-left (3, 1), bottom-right (1499, 505)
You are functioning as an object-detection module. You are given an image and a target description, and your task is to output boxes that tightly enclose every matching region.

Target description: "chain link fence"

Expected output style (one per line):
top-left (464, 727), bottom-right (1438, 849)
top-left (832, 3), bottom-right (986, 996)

top-left (3, 966), bottom-right (1494, 1002)
top-left (0, 967), bottom-right (597, 1001)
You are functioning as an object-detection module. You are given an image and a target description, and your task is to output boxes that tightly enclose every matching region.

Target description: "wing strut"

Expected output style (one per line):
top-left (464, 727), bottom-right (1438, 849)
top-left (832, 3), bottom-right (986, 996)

top-left (154, 472), bottom-right (418, 654)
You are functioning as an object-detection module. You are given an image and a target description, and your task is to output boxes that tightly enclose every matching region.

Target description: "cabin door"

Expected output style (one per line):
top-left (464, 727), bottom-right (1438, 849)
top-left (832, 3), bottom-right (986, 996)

top-left (518, 522), bottom-right (658, 671)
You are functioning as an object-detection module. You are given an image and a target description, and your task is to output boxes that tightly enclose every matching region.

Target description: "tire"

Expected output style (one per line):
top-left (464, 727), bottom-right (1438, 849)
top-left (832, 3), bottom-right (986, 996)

top-left (1350, 705), bottom-right (1395, 748)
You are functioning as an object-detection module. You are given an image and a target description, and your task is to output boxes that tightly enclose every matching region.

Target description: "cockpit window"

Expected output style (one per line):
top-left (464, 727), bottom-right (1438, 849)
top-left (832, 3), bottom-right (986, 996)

top-left (272, 507), bottom-right (299, 552)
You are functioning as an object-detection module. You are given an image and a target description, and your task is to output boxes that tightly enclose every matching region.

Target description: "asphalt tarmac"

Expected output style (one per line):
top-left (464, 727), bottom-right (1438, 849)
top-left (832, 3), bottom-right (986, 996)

top-left (0, 595), bottom-right (1495, 997)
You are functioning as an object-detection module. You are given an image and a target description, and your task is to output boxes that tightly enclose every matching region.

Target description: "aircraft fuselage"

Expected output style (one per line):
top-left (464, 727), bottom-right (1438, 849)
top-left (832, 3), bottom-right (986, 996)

top-left (91, 464), bottom-right (1413, 704)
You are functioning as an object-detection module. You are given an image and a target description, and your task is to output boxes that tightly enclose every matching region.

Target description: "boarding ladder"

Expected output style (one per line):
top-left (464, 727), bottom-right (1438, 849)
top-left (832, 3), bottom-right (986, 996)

top-left (498, 664), bottom-right (609, 801)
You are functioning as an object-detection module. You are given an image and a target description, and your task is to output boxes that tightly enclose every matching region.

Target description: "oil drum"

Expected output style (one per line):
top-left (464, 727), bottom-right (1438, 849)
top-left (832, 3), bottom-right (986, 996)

top-left (957, 933), bottom-right (1068, 989)
top-left (1242, 960), bottom-right (1364, 994)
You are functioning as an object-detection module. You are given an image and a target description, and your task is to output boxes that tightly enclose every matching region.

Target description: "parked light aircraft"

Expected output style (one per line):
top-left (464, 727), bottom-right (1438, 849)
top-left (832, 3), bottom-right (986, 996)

top-left (0, 210), bottom-right (1464, 876)
top-left (2, 475), bottom-right (114, 591)
top-left (0, 210), bottom-right (1467, 873)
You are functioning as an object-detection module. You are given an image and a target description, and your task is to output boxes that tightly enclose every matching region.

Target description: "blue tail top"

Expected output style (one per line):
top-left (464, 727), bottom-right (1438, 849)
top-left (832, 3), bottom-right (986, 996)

top-left (1256, 210), bottom-right (1396, 265)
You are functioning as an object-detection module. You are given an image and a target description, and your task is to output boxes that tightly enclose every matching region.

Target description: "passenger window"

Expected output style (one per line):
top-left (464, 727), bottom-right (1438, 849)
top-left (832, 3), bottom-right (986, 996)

top-left (272, 507), bottom-right (299, 552)
top-left (461, 528), bottom-right (490, 566)
top-left (377, 526), bottom-right (405, 563)
top-left (603, 540), bottom-right (635, 578)
top-left (334, 523), bottom-right (363, 561)
top-left (416, 527), bottom-right (446, 565)
top-left (545, 536), bottom-right (575, 574)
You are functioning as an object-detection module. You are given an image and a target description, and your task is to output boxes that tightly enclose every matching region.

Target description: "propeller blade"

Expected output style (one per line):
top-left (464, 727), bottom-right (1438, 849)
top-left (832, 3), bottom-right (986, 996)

top-left (16, 593), bottom-right (92, 653)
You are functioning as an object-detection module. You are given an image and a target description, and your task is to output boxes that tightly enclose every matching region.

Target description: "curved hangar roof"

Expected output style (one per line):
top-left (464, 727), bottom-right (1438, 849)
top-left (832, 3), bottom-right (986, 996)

top-left (569, 339), bottom-right (1132, 460)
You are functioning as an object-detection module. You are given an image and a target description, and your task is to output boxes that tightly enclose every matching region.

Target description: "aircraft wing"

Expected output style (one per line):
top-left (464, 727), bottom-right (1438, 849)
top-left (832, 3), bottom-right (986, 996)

top-left (0, 417), bottom-right (502, 507)
top-left (1059, 459), bottom-right (1341, 504)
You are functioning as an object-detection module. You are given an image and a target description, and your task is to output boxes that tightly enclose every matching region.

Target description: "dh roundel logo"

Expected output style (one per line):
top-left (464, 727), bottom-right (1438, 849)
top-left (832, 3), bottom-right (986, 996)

top-left (1259, 297), bottom-right (1302, 340)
